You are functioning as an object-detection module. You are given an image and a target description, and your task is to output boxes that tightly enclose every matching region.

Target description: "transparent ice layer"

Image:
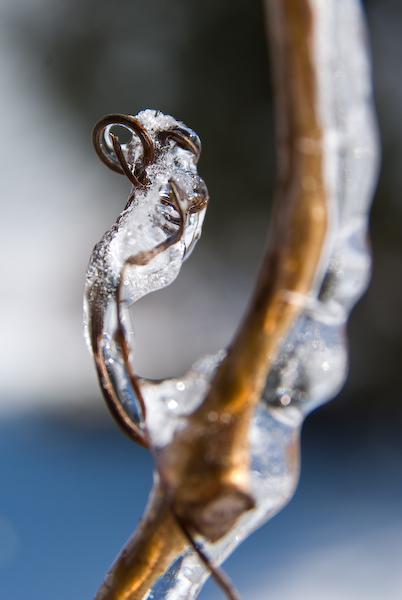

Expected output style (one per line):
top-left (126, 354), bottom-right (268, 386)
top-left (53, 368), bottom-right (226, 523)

top-left (84, 109), bottom-right (208, 432)
top-left (85, 0), bottom-right (380, 594)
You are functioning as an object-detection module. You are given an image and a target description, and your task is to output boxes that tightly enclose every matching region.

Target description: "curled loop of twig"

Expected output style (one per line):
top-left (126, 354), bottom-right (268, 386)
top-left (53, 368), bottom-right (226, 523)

top-left (158, 128), bottom-right (201, 164)
top-left (92, 114), bottom-right (155, 186)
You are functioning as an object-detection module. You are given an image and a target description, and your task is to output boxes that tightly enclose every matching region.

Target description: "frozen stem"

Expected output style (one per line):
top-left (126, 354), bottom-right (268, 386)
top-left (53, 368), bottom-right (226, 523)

top-left (87, 1), bottom-right (379, 598)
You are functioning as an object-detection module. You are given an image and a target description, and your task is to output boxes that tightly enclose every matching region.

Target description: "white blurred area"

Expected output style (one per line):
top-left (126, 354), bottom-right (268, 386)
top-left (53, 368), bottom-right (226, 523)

top-left (254, 526), bottom-right (402, 600)
top-left (0, 10), bottom-right (112, 412)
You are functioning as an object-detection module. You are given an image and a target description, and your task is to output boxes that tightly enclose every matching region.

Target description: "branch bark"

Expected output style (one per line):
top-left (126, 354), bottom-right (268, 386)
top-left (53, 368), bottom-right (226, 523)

top-left (158, 0), bottom-right (328, 542)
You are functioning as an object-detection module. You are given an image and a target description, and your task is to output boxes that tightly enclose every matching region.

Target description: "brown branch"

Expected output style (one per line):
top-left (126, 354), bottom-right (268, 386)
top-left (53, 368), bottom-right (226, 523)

top-left (93, 0), bottom-right (329, 597)
top-left (156, 0), bottom-right (328, 541)
top-left (94, 485), bottom-right (187, 600)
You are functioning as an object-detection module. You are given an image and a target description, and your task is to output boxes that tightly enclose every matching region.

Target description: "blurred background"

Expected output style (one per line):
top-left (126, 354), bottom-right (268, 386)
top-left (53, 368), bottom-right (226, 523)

top-left (0, 0), bottom-right (401, 598)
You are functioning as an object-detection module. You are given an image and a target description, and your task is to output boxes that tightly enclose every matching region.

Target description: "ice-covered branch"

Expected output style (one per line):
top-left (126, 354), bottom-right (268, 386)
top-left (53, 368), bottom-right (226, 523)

top-left (84, 1), bottom-right (379, 599)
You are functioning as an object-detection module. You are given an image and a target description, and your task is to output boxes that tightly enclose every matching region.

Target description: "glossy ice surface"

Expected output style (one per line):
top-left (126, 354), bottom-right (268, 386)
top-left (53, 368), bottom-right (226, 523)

top-left (84, 109), bottom-right (208, 429)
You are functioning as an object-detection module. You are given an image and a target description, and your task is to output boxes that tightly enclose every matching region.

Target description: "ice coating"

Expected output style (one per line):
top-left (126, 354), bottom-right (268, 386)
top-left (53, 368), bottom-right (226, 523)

top-left (123, 1), bottom-right (378, 598)
top-left (84, 110), bottom-right (208, 435)
top-left (86, 2), bottom-right (379, 596)
top-left (262, 0), bottom-right (379, 417)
